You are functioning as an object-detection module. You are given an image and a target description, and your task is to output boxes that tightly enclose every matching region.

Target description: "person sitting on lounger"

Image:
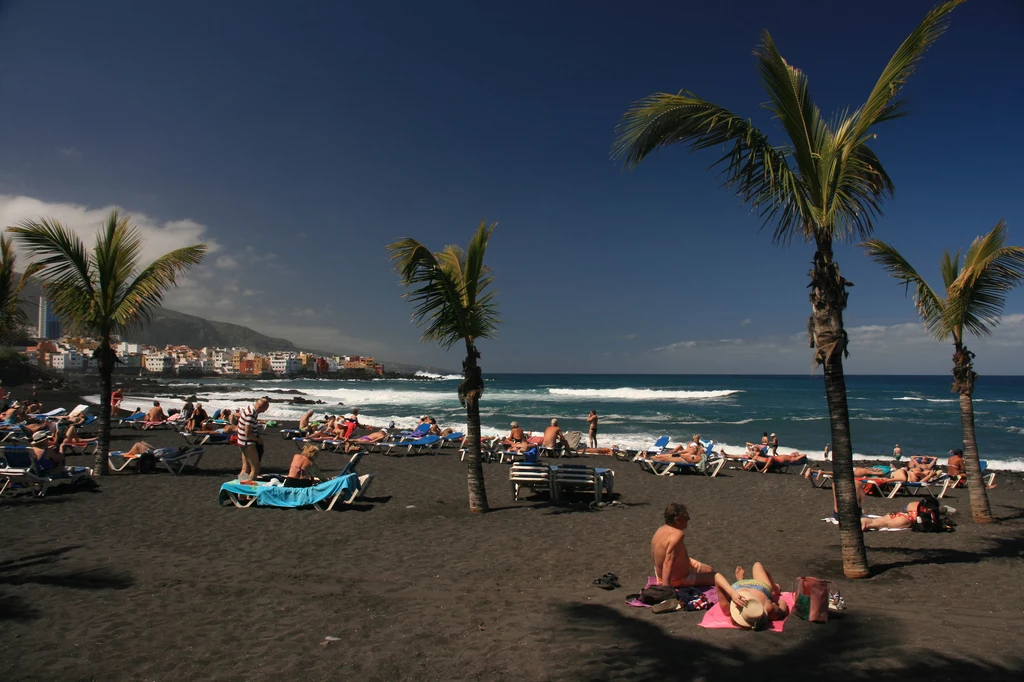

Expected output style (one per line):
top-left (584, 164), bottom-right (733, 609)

top-left (29, 430), bottom-right (66, 474)
top-left (542, 419), bottom-right (572, 452)
top-left (652, 502), bottom-right (714, 588)
top-left (297, 409), bottom-right (315, 434)
top-left (947, 449), bottom-right (964, 477)
top-left (286, 444), bottom-right (323, 487)
top-left (503, 422), bottom-right (530, 452)
top-left (120, 441), bottom-right (156, 458)
top-left (714, 562), bottom-right (789, 629)
top-left (653, 435), bottom-right (703, 464)
top-left (908, 455), bottom-right (938, 477)
top-left (186, 403), bottom-right (210, 433)
top-left (144, 401), bottom-right (167, 426)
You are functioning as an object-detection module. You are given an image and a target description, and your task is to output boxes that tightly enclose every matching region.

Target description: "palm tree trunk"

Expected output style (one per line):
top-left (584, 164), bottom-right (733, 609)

top-left (952, 344), bottom-right (992, 522)
top-left (94, 338), bottom-right (113, 476)
top-left (809, 243), bottom-right (870, 578)
top-left (461, 340), bottom-right (489, 513)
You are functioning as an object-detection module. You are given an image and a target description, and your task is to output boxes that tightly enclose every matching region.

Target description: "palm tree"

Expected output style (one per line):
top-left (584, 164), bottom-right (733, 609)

top-left (863, 223), bottom-right (1024, 523)
top-left (8, 209), bottom-right (207, 475)
top-left (613, 1), bottom-right (963, 577)
top-left (387, 221), bottom-right (500, 513)
top-left (0, 235), bottom-right (41, 343)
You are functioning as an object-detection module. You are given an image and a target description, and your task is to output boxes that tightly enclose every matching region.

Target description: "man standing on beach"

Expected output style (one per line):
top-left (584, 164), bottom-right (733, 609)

top-left (237, 397), bottom-right (269, 482)
top-left (651, 503), bottom-right (714, 588)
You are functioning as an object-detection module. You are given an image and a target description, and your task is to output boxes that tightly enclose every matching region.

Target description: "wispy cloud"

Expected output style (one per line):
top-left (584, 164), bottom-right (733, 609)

top-left (740, 317), bottom-right (752, 326)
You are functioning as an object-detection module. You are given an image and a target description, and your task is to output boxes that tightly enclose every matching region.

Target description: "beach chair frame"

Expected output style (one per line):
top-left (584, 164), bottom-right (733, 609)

top-left (509, 463), bottom-right (555, 501)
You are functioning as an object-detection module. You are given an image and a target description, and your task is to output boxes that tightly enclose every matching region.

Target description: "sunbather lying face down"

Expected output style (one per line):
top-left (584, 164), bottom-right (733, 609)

top-left (714, 563), bottom-right (789, 629)
top-left (652, 503), bottom-right (714, 588)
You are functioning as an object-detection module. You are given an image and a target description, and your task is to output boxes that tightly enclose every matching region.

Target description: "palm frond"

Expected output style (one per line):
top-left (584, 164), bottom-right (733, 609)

top-left (861, 238), bottom-right (947, 339)
top-left (947, 221), bottom-right (1024, 337)
top-left (613, 91), bottom-right (808, 242)
top-left (0, 236), bottom-right (42, 338)
top-left (852, 1), bottom-right (964, 138)
top-left (114, 244), bottom-right (208, 332)
top-left (825, 138), bottom-right (896, 241)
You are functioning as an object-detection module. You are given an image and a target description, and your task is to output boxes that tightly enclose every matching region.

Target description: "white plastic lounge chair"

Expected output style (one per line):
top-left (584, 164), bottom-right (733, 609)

top-left (937, 460), bottom-right (997, 498)
top-left (551, 464), bottom-right (613, 504)
top-left (0, 446), bottom-right (93, 497)
top-left (509, 462), bottom-right (554, 501)
top-left (219, 473), bottom-right (372, 511)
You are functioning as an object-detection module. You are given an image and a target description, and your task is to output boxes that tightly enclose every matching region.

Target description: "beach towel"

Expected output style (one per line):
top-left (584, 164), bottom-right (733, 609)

top-left (218, 473), bottom-right (359, 508)
top-left (698, 592), bottom-right (796, 631)
top-left (626, 576), bottom-right (717, 610)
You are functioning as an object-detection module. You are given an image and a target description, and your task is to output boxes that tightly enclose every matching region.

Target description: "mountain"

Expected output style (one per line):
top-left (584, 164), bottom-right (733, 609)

top-left (123, 308), bottom-right (298, 352)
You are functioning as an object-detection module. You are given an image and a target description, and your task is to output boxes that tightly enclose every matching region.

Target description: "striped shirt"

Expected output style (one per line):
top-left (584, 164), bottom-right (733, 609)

top-left (236, 404), bottom-right (259, 446)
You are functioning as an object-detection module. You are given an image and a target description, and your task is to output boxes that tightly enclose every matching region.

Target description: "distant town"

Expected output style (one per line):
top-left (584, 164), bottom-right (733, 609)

top-left (17, 298), bottom-right (383, 377)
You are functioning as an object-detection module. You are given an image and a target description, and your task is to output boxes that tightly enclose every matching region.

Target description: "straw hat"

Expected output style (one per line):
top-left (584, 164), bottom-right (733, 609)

top-left (730, 598), bottom-right (767, 630)
top-left (32, 430), bottom-right (49, 444)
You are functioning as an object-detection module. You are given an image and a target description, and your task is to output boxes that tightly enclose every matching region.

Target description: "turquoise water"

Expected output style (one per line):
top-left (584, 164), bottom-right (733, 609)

top-left (112, 373), bottom-right (1024, 468)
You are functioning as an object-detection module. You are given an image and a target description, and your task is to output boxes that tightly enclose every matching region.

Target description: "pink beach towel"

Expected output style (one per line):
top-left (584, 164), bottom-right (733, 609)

top-left (698, 592), bottom-right (796, 632)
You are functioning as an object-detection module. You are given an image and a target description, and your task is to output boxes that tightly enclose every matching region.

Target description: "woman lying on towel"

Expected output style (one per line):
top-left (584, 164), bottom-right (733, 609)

top-left (861, 498), bottom-right (942, 531)
top-left (286, 444), bottom-right (323, 488)
top-left (714, 562), bottom-right (789, 630)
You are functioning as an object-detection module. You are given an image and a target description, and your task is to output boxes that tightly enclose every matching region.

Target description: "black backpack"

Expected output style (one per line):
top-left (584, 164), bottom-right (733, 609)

top-left (912, 498), bottom-right (944, 532)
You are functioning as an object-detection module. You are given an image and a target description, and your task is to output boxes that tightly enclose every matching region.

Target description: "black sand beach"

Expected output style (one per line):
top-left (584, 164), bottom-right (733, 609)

top-left (2, 398), bottom-right (1024, 681)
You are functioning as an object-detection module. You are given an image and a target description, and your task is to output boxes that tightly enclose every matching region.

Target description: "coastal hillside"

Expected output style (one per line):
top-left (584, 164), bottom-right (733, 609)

top-left (122, 307), bottom-right (298, 352)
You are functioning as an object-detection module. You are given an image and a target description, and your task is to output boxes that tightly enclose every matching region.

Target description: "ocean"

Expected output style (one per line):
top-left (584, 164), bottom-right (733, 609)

top-left (102, 373), bottom-right (1024, 470)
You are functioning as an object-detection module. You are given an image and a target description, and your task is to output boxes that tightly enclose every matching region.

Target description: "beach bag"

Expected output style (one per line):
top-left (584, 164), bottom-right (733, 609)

top-left (792, 576), bottom-right (830, 623)
top-left (639, 584), bottom-right (677, 605)
top-left (137, 452), bottom-right (156, 474)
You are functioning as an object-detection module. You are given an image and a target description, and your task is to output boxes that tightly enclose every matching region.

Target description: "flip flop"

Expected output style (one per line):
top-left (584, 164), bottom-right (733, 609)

top-left (652, 598), bottom-right (681, 614)
top-left (591, 573), bottom-right (620, 590)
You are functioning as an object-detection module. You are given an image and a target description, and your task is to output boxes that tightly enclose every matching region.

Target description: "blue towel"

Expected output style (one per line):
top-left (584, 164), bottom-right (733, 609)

top-left (218, 474), bottom-right (360, 508)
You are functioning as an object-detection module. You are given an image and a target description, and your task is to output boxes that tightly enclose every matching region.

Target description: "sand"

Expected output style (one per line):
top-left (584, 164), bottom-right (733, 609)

top-left (2, 398), bottom-right (1024, 681)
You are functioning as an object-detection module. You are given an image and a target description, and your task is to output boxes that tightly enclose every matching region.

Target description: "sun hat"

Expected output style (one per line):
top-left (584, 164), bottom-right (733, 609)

top-left (32, 430), bottom-right (49, 443)
top-left (730, 598), bottom-right (767, 630)
top-left (770, 433), bottom-right (776, 437)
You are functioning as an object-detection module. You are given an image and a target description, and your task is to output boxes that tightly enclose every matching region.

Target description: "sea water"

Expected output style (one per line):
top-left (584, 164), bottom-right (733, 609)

top-left (102, 373), bottom-right (1024, 469)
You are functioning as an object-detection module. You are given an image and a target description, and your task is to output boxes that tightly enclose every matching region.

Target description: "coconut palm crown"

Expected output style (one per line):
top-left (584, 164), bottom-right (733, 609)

top-left (387, 221), bottom-right (500, 513)
top-left (8, 209), bottom-right (207, 474)
top-left (863, 222), bottom-right (1024, 522)
top-left (613, 1), bottom-right (963, 577)
top-left (0, 235), bottom-right (41, 343)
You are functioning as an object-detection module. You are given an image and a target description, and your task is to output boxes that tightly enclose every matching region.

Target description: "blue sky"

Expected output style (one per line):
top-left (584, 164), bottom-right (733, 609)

top-left (1, 0), bottom-right (1022, 374)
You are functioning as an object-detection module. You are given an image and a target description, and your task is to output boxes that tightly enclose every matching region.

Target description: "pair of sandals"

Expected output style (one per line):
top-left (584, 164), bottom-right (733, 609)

top-left (591, 573), bottom-right (620, 590)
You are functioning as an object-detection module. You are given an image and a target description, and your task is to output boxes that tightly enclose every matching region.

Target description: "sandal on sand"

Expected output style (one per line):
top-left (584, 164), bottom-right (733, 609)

top-left (591, 573), bottom-right (620, 590)
top-left (652, 598), bottom-right (681, 614)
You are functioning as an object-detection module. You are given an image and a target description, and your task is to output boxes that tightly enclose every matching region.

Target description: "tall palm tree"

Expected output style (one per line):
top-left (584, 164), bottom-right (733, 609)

top-left (613, 1), bottom-right (963, 577)
top-left (387, 221), bottom-right (500, 513)
top-left (863, 222), bottom-right (1024, 523)
top-left (8, 209), bottom-right (207, 475)
top-left (0, 235), bottom-right (41, 343)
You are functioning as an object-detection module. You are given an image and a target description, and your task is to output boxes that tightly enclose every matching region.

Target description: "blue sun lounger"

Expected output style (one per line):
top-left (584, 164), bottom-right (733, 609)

top-left (218, 472), bottom-right (371, 511)
top-left (381, 434), bottom-right (441, 456)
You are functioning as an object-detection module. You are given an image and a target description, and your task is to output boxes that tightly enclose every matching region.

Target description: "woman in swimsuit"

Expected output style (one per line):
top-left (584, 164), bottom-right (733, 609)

top-left (714, 562), bottom-right (789, 630)
top-left (861, 500), bottom-right (924, 530)
top-left (586, 410), bottom-right (598, 449)
top-left (286, 444), bottom-right (323, 487)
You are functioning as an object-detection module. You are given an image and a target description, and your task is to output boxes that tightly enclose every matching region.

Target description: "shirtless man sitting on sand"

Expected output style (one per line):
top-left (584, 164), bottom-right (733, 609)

top-left (651, 502), bottom-right (714, 587)
top-left (543, 419), bottom-right (572, 452)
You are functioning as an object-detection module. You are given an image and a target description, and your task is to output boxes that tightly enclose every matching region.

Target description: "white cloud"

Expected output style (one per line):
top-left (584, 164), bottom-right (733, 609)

top-left (740, 318), bottom-right (752, 326)
top-left (215, 256), bottom-right (239, 269)
top-left (0, 195), bottom-right (220, 266)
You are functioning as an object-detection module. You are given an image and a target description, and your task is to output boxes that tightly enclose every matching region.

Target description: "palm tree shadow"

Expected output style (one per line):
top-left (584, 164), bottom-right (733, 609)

top-left (0, 546), bottom-right (134, 621)
top-left (553, 602), bottom-right (1022, 681)
top-left (867, 530), bottom-right (1024, 575)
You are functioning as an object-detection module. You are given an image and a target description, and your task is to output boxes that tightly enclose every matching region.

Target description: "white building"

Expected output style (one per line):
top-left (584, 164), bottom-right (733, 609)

top-left (116, 342), bottom-right (142, 356)
top-left (270, 354), bottom-right (303, 375)
top-left (145, 354), bottom-right (174, 373)
top-left (51, 350), bottom-right (85, 370)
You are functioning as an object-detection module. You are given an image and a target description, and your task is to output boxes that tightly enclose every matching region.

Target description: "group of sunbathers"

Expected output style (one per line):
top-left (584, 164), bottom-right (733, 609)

top-left (651, 502), bottom-right (789, 629)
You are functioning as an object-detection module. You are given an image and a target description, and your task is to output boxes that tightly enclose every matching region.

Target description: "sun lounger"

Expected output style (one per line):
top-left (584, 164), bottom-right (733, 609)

top-left (380, 434), bottom-right (441, 456)
top-left (637, 447), bottom-right (726, 478)
top-left (27, 408), bottom-right (65, 422)
top-left (117, 412), bottom-right (145, 427)
top-left (755, 454), bottom-right (809, 474)
top-left (551, 464), bottom-right (614, 504)
top-left (0, 446), bottom-right (94, 497)
top-left (509, 462), bottom-right (554, 501)
top-left (439, 432), bottom-right (464, 447)
top-left (937, 460), bottom-right (997, 498)
top-left (61, 438), bottom-right (99, 456)
top-left (218, 472), bottom-right (371, 511)
top-left (157, 446), bottom-right (205, 475)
